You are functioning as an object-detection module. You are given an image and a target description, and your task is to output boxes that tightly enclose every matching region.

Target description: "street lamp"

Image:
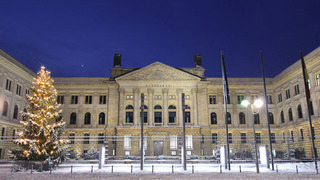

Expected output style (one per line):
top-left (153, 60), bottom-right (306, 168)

top-left (241, 99), bottom-right (263, 173)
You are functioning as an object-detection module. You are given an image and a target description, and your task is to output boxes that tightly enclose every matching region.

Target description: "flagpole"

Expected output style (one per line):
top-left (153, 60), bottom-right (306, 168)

top-left (260, 51), bottom-right (274, 170)
top-left (300, 51), bottom-right (318, 174)
top-left (221, 51), bottom-right (231, 170)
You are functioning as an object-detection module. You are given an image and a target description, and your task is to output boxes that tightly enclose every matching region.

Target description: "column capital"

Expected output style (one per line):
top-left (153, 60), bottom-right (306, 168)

top-left (162, 88), bottom-right (169, 94)
top-left (148, 88), bottom-right (154, 94)
top-left (176, 88), bottom-right (183, 94)
top-left (133, 88), bottom-right (140, 94)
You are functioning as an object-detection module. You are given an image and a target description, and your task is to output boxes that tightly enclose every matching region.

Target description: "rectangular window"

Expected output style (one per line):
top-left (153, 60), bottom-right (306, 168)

top-left (170, 135), bottom-right (177, 149)
top-left (169, 112), bottom-right (176, 123)
top-left (25, 89), bottom-right (30, 95)
top-left (16, 84), bottom-right (21, 95)
top-left (212, 133), bottom-right (218, 144)
top-left (140, 111), bottom-right (148, 123)
top-left (237, 95), bottom-right (244, 104)
top-left (99, 95), bottom-right (106, 104)
top-left (185, 112), bottom-right (191, 123)
top-left (283, 132), bottom-right (286, 143)
top-left (278, 93), bottom-right (282, 102)
top-left (140, 137), bottom-right (147, 149)
top-left (69, 133), bottom-right (75, 144)
top-left (57, 95), bottom-right (64, 104)
top-left (285, 89), bottom-right (291, 99)
top-left (271, 133), bottom-right (276, 143)
top-left (98, 133), bottom-right (104, 144)
top-left (186, 135), bottom-right (193, 149)
top-left (126, 112), bottom-right (133, 123)
top-left (228, 133), bottom-right (232, 143)
top-left (6, 79), bottom-right (12, 91)
top-left (71, 96), bottom-right (78, 104)
top-left (241, 133), bottom-right (246, 144)
top-left (300, 129), bottom-right (304, 141)
top-left (124, 136), bottom-right (132, 149)
top-left (294, 84), bottom-right (300, 95)
top-left (224, 95), bottom-right (231, 104)
top-left (291, 131), bottom-right (294, 142)
top-left (85, 95), bottom-right (92, 104)
top-left (154, 112), bottom-right (162, 123)
top-left (267, 95), bottom-right (272, 104)
top-left (315, 74), bottom-right (320, 86)
top-left (255, 133), bottom-right (261, 143)
top-left (209, 95), bottom-right (216, 104)
top-left (83, 133), bottom-right (90, 144)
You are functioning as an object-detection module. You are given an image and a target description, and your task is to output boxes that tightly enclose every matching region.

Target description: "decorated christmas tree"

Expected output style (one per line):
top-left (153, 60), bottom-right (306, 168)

top-left (14, 66), bottom-right (68, 164)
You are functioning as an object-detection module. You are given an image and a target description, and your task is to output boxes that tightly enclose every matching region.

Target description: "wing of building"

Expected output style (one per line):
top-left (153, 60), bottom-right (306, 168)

top-left (0, 48), bottom-right (319, 160)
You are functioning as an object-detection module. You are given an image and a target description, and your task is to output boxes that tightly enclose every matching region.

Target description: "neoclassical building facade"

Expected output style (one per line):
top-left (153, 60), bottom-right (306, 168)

top-left (0, 47), bottom-right (319, 159)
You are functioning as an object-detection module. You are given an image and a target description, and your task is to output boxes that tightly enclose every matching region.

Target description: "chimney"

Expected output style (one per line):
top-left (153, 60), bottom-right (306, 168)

top-left (194, 54), bottom-right (202, 67)
top-left (113, 53), bottom-right (122, 67)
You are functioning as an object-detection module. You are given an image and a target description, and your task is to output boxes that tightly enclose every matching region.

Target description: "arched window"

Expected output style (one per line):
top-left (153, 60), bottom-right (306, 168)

top-left (227, 112), bottom-right (231, 124)
top-left (211, 112), bottom-right (217, 125)
top-left (239, 112), bottom-right (246, 124)
top-left (281, 111), bottom-right (285, 123)
top-left (185, 105), bottom-right (191, 123)
top-left (288, 108), bottom-right (293, 121)
top-left (140, 105), bottom-right (148, 124)
top-left (70, 112), bottom-right (77, 125)
top-left (268, 112), bottom-right (274, 124)
top-left (99, 112), bottom-right (105, 125)
top-left (154, 105), bottom-right (162, 123)
top-left (310, 101), bottom-right (314, 115)
top-left (254, 113), bottom-right (260, 124)
top-left (84, 112), bottom-right (91, 125)
top-left (168, 105), bottom-right (176, 123)
top-left (126, 105), bottom-right (134, 109)
top-left (297, 105), bottom-right (303, 118)
top-left (2, 101), bottom-right (8, 116)
top-left (13, 105), bottom-right (18, 119)
top-left (126, 105), bottom-right (133, 123)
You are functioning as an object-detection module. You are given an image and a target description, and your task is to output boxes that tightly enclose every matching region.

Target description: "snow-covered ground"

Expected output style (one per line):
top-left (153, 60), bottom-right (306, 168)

top-left (1, 162), bottom-right (320, 179)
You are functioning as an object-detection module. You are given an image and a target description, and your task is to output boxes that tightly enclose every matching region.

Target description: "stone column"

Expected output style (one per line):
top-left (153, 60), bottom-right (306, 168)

top-left (162, 88), bottom-right (169, 126)
top-left (148, 88), bottom-right (154, 126)
top-left (192, 88), bottom-right (198, 125)
top-left (133, 88), bottom-right (140, 126)
top-left (119, 88), bottom-right (125, 126)
top-left (177, 88), bottom-right (183, 126)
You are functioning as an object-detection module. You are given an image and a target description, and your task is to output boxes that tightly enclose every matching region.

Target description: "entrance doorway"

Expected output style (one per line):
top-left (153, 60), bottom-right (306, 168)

top-left (154, 141), bottom-right (163, 156)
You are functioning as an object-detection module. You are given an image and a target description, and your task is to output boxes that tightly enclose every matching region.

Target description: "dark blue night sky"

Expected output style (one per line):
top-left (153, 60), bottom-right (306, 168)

top-left (0, 0), bottom-right (319, 78)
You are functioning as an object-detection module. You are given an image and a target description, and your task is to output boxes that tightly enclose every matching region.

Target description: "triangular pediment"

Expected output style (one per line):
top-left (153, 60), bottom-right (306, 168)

top-left (115, 62), bottom-right (201, 81)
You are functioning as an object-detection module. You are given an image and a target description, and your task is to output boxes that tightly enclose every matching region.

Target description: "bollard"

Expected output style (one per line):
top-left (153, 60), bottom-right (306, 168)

top-left (276, 165), bottom-right (278, 173)
top-left (220, 165), bottom-right (222, 174)
top-left (131, 165), bottom-right (133, 173)
top-left (71, 165), bottom-right (73, 174)
top-left (192, 165), bottom-right (194, 174)
top-left (296, 165), bottom-right (298, 174)
top-left (111, 165), bottom-right (113, 173)
top-left (152, 165), bottom-right (154, 173)
top-left (172, 165), bottom-right (174, 174)
top-left (50, 166), bottom-right (52, 174)
top-left (239, 165), bottom-right (241, 173)
top-left (31, 165), bottom-right (33, 174)
top-left (91, 165), bottom-right (93, 173)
